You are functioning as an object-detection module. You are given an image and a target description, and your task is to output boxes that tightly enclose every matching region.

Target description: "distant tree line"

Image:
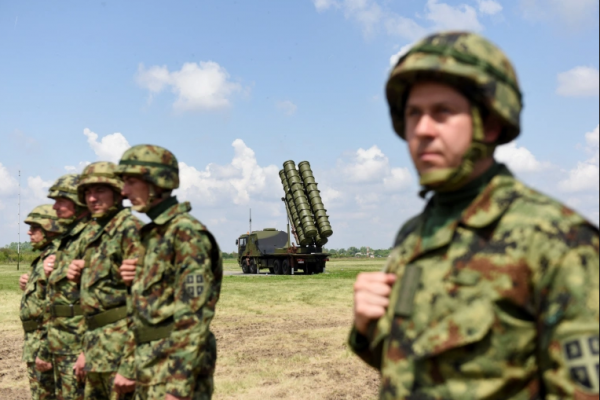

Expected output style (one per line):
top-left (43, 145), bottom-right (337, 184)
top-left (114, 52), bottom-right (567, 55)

top-left (323, 247), bottom-right (392, 258)
top-left (0, 242), bottom-right (38, 264)
top-left (0, 242), bottom-right (241, 264)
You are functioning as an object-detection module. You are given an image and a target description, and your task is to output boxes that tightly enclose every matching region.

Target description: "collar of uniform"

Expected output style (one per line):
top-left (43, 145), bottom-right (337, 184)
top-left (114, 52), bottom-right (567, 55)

top-left (64, 216), bottom-right (90, 239)
top-left (147, 196), bottom-right (178, 221)
top-left (460, 164), bottom-right (520, 228)
top-left (411, 163), bottom-right (512, 258)
top-left (150, 198), bottom-right (192, 226)
top-left (90, 207), bottom-right (132, 241)
top-left (31, 242), bottom-right (54, 267)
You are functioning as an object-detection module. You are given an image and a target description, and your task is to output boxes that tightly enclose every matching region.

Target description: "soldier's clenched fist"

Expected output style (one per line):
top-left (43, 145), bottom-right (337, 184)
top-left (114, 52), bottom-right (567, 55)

top-left (119, 258), bottom-right (137, 285)
top-left (353, 272), bottom-right (397, 336)
top-left (66, 260), bottom-right (85, 282)
top-left (43, 254), bottom-right (56, 277)
top-left (19, 273), bottom-right (29, 291)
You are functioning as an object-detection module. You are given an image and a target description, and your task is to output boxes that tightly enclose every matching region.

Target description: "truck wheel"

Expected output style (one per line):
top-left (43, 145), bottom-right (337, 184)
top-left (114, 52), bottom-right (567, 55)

top-left (242, 260), bottom-right (249, 274)
top-left (250, 259), bottom-right (258, 274)
top-left (273, 259), bottom-right (282, 275)
top-left (282, 259), bottom-right (291, 275)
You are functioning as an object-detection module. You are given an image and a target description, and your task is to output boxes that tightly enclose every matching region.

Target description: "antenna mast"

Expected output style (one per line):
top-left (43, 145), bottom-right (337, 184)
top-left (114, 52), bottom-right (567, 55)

top-left (249, 209), bottom-right (252, 234)
top-left (17, 170), bottom-right (21, 271)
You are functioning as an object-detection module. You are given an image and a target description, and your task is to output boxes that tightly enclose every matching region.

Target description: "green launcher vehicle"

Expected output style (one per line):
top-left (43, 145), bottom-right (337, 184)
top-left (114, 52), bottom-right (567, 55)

top-left (236, 160), bottom-right (333, 275)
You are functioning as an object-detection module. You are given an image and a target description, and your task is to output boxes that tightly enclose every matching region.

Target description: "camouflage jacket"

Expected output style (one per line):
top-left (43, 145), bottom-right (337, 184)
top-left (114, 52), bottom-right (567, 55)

top-left (20, 240), bottom-right (57, 363)
top-left (129, 198), bottom-right (223, 398)
top-left (79, 208), bottom-right (142, 376)
top-left (39, 216), bottom-right (92, 360)
top-left (349, 165), bottom-right (600, 399)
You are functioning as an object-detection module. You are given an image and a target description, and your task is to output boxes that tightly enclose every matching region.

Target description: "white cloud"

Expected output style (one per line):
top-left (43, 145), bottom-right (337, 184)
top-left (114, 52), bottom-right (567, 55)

top-left (557, 66), bottom-right (600, 97)
top-left (0, 163), bottom-right (18, 196)
top-left (83, 128), bottom-right (131, 163)
top-left (383, 167), bottom-right (413, 192)
top-left (476, 0), bottom-right (503, 15)
top-left (313, 0), bottom-right (339, 12)
top-left (495, 142), bottom-right (550, 173)
top-left (27, 176), bottom-right (53, 202)
top-left (313, 0), bottom-right (485, 41)
top-left (519, 0), bottom-right (599, 27)
top-left (389, 43), bottom-right (415, 68)
top-left (559, 125), bottom-right (600, 192)
top-left (276, 100), bottom-right (298, 116)
top-left (339, 146), bottom-right (390, 183)
top-left (425, 0), bottom-right (483, 32)
top-left (177, 139), bottom-right (281, 207)
top-left (136, 61), bottom-right (244, 112)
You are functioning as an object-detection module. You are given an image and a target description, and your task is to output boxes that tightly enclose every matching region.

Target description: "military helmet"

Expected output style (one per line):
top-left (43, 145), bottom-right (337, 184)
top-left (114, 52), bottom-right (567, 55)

top-left (386, 31), bottom-right (523, 145)
top-left (77, 162), bottom-right (124, 204)
top-left (116, 145), bottom-right (179, 190)
top-left (47, 174), bottom-right (84, 206)
top-left (24, 204), bottom-right (65, 234)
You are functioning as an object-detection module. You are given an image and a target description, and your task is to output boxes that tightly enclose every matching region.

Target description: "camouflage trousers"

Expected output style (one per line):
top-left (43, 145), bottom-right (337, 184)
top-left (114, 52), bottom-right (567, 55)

top-left (26, 361), bottom-right (56, 400)
top-left (135, 377), bottom-right (214, 400)
top-left (85, 371), bottom-right (134, 400)
top-left (52, 354), bottom-right (85, 400)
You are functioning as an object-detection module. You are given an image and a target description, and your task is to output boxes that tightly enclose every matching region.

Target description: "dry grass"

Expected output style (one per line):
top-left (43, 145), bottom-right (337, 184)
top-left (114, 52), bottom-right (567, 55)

top-left (0, 260), bottom-right (384, 399)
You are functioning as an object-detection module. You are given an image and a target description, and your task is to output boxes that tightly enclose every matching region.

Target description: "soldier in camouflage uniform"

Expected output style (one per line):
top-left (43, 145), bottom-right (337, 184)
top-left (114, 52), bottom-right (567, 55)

top-left (115, 145), bottom-right (223, 400)
top-left (38, 174), bottom-right (91, 400)
top-left (349, 32), bottom-right (600, 399)
top-left (20, 205), bottom-right (66, 400)
top-left (65, 162), bottom-right (142, 400)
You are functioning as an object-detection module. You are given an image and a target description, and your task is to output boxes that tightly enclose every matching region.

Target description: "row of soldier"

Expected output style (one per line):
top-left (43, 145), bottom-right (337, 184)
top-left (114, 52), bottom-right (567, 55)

top-left (19, 145), bottom-right (221, 400)
top-left (18, 31), bottom-right (600, 400)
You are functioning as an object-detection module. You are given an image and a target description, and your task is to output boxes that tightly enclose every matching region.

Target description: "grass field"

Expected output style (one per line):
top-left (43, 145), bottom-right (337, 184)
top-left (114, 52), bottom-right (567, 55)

top-left (0, 259), bottom-right (384, 399)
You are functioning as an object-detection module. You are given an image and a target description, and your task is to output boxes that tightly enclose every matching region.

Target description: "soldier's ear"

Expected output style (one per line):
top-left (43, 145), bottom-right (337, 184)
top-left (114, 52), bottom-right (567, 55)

top-left (483, 115), bottom-right (502, 144)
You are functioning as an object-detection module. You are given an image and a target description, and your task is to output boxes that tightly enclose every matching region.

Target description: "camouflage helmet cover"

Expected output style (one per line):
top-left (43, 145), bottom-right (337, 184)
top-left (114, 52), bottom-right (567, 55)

top-left (47, 173), bottom-right (84, 206)
top-left (77, 161), bottom-right (124, 204)
top-left (116, 145), bottom-right (179, 190)
top-left (386, 31), bottom-right (523, 145)
top-left (24, 204), bottom-right (65, 234)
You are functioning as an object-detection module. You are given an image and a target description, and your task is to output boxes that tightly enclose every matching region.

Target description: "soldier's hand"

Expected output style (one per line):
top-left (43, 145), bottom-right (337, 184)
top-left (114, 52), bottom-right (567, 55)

top-left (43, 255), bottom-right (56, 277)
top-left (113, 373), bottom-right (136, 394)
top-left (35, 357), bottom-right (52, 372)
top-left (73, 352), bottom-right (86, 382)
top-left (66, 260), bottom-right (85, 282)
top-left (119, 259), bottom-right (138, 286)
top-left (353, 272), bottom-right (397, 336)
top-left (19, 273), bottom-right (29, 291)
top-left (166, 394), bottom-right (191, 400)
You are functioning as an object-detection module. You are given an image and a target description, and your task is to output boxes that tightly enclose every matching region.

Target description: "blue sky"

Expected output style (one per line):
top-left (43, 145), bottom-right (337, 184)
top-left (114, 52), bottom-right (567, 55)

top-left (1, 0), bottom-right (598, 251)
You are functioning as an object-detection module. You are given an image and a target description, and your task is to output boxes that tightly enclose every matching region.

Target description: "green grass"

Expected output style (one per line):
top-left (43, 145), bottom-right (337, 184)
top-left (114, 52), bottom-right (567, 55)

top-left (0, 264), bottom-right (24, 293)
top-left (0, 259), bottom-right (386, 399)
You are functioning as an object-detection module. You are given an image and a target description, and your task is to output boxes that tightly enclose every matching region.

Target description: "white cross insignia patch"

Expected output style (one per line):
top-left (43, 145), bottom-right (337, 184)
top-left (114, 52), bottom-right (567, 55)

top-left (185, 274), bottom-right (205, 297)
top-left (563, 335), bottom-right (600, 393)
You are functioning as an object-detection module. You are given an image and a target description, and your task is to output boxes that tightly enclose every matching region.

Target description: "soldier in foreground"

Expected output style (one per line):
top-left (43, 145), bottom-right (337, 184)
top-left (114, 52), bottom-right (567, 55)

top-left (350, 32), bottom-right (600, 399)
top-left (66, 162), bottom-right (142, 400)
top-left (115, 145), bottom-right (223, 400)
top-left (19, 205), bottom-right (66, 400)
top-left (38, 174), bottom-right (91, 400)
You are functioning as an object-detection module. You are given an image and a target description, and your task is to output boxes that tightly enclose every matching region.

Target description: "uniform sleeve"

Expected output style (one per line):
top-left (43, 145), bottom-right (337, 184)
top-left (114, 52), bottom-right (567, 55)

top-left (348, 326), bottom-right (383, 370)
top-left (37, 249), bottom-right (56, 363)
top-left (533, 223), bottom-right (600, 398)
top-left (117, 217), bottom-right (143, 379)
top-left (166, 227), bottom-right (222, 398)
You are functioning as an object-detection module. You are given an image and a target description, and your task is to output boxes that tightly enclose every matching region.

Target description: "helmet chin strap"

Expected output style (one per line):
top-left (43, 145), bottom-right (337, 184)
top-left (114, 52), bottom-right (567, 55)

top-left (132, 185), bottom-right (171, 213)
top-left (418, 106), bottom-right (496, 198)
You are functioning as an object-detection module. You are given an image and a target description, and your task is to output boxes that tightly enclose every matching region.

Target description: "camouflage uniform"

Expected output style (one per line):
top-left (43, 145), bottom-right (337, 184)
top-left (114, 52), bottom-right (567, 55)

top-left (39, 174), bottom-right (91, 400)
top-left (76, 162), bottom-right (142, 400)
top-left (116, 145), bottom-right (223, 400)
top-left (349, 32), bottom-right (600, 399)
top-left (21, 205), bottom-right (66, 400)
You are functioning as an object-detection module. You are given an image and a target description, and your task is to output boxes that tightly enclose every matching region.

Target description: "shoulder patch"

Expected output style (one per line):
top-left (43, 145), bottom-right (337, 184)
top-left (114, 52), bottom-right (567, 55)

top-left (563, 335), bottom-right (600, 393)
top-left (185, 273), bottom-right (205, 297)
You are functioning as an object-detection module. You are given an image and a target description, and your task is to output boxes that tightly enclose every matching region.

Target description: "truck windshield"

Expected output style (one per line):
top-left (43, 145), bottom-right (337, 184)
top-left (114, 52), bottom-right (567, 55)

top-left (239, 238), bottom-right (247, 251)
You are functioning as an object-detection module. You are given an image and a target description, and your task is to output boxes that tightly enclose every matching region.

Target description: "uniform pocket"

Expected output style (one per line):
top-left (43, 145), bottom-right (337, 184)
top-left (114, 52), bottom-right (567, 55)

top-left (412, 297), bottom-right (495, 359)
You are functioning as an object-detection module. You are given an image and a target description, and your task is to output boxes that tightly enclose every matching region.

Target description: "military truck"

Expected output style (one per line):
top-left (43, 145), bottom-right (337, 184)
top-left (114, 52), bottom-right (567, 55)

top-left (236, 160), bottom-right (333, 275)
